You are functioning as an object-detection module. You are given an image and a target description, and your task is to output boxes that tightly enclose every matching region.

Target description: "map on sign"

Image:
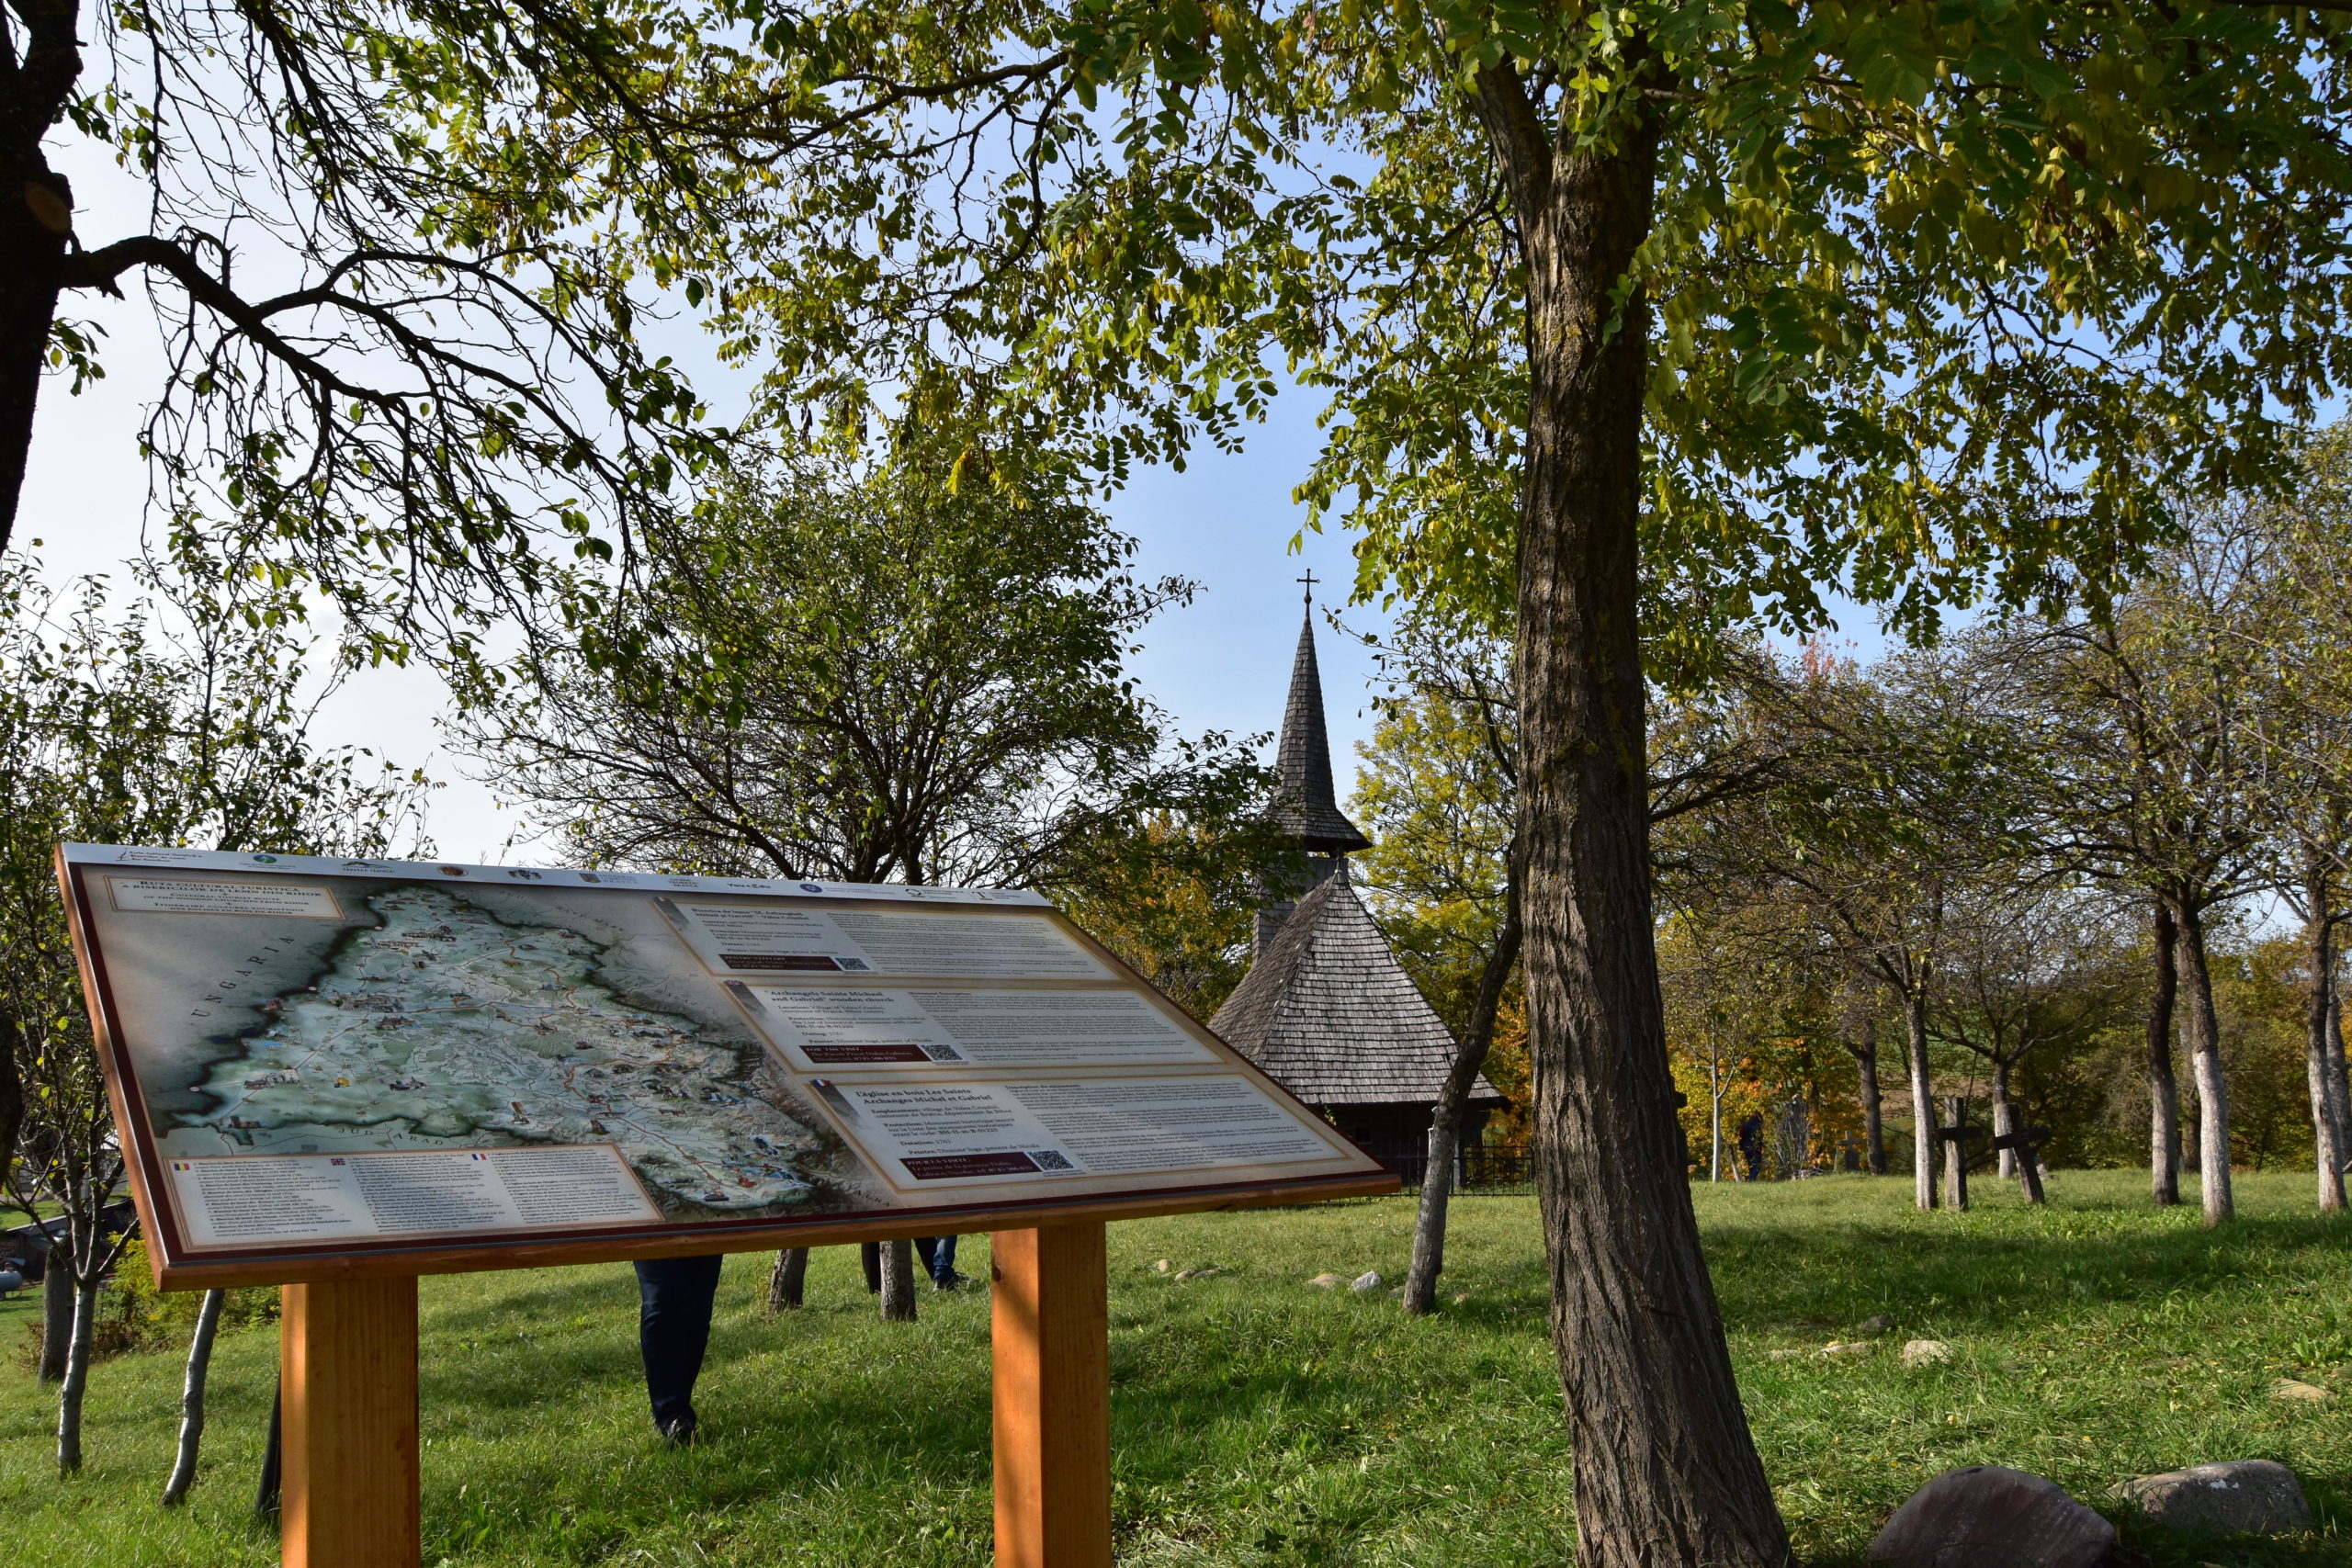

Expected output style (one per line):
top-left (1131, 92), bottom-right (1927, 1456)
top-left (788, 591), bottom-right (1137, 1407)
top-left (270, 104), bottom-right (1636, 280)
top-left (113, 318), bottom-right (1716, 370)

top-left (62, 845), bottom-right (1387, 1279)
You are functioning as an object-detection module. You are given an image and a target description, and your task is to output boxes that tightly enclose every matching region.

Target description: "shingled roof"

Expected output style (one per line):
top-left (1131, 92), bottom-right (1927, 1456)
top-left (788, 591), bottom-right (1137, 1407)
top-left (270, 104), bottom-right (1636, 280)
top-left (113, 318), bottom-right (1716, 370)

top-left (1271, 610), bottom-right (1372, 854)
top-left (1211, 865), bottom-right (1502, 1108)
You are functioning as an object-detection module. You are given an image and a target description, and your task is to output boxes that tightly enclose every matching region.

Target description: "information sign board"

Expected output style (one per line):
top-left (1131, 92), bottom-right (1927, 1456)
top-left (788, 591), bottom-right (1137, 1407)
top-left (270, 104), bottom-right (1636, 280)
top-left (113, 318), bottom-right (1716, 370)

top-left (59, 844), bottom-right (1393, 1287)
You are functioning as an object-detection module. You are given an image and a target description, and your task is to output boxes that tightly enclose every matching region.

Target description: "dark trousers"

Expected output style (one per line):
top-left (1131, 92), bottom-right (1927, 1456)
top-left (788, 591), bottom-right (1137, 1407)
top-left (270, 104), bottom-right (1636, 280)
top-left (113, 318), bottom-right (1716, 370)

top-left (633, 1255), bottom-right (723, 1430)
top-left (914, 1235), bottom-right (959, 1284)
top-left (863, 1237), bottom-right (960, 1291)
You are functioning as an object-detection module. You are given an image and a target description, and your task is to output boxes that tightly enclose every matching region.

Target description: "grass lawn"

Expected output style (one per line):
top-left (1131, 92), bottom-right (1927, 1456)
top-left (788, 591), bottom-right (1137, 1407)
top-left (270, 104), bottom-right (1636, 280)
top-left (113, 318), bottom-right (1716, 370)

top-left (5, 1169), bottom-right (2349, 1566)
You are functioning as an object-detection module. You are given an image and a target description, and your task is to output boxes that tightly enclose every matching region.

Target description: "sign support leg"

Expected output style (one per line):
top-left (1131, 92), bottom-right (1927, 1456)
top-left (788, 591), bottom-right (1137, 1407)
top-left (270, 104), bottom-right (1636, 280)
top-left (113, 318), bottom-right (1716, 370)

top-left (282, 1276), bottom-right (421, 1568)
top-left (991, 1223), bottom-right (1112, 1568)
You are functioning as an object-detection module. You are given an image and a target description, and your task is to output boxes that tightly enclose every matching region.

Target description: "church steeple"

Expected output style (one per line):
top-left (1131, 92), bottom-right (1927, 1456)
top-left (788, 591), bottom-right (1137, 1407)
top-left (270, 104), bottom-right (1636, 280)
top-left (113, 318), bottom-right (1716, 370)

top-left (1271, 595), bottom-right (1371, 856)
top-left (1253, 587), bottom-right (1369, 954)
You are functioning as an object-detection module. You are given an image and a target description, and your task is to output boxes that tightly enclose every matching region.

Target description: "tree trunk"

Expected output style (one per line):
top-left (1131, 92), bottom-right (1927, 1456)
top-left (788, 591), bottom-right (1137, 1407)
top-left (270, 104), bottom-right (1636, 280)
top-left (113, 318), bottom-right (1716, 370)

top-left (1708, 1055), bottom-right (1724, 1183)
top-left (1403, 882), bottom-right (1522, 1314)
top-left (1992, 1060), bottom-right (2018, 1181)
top-left (1905, 988), bottom-right (1936, 1211)
top-left (2174, 898), bottom-right (2233, 1226)
top-left (1468, 55), bottom-right (1786, 1564)
top-left (1, 162), bottom-right (72, 552)
top-left (878, 1237), bottom-right (918, 1322)
top-left (0, 1014), bottom-right (25, 1194)
top-left (2147, 898), bottom-right (2181, 1206)
top-left (255, 1382), bottom-right (282, 1518)
top-left (162, 1289), bottom-right (227, 1506)
top-left (767, 1248), bottom-right (808, 1312)
top-left (1851, 1012), bottom-right (1886, 1176)
top-left (2328, 980), bottom-right (2352, 1179)
top-left (57, 1254), bottom-right (99, 1475)
top-left (2302, 878), bottom-right (2346, 1213)
top-left (1940, 1097), bottom-right (1969, 1212)
top-left (39, 1242), bottom-right (71, 1383)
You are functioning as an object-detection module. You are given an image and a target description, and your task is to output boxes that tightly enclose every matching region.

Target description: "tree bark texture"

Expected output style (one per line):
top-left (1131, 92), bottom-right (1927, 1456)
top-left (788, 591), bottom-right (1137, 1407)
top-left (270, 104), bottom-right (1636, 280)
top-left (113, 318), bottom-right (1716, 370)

top-left (768, 1248), bottom-right (808, 1312)
top-left (1403, 882), bottom-right (1522, 1314)
top-left (2329, 985), bottom-right (2352, 1181)
top-left (163, 1289), bottom-right (227, 1506)
top-left (2174, 899), bottom-right (2233, 1225)
top-left (2302, 891), bottom-right (2346, 1213)
top-left (1905, 990), bottom-right (1936, 1212)
top-left (2147, 899), bottom-right (2181, 1207)
top-left (0, 1015), bottom-right (24, 1194)
top-left (57, 1256), bottom-right (98, 1474)
top-left (879, 1237), bottom-right (919, 1322)
top-left (39, 1245), bottom-right (71, 1383)
top-left (255, 1382), bottom-right (283, 1518)
top-left (1941, 1098), bottom-right (1969, 1213)
top-left (1850, 1010), bottom-right (1886, 1176)
top-left (1469, 57), bottom-right (1787, 1566)
top-left (1992, 1063), bottom-right (2018, 1181)
top-left (0, 0), bottom-right (84, 550)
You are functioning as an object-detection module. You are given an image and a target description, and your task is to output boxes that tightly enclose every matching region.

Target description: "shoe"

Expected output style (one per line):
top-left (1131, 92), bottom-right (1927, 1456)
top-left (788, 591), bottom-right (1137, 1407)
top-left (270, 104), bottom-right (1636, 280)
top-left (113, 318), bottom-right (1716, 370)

top-left (933, 1269), bottom-right (970, 1292)
top-left (658, 1415), bottom-right (698, 1448)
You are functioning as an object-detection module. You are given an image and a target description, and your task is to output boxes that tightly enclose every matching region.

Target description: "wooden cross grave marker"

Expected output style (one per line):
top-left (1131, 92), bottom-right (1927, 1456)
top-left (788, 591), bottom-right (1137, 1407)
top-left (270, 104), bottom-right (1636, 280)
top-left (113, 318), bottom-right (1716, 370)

top-left (1935, 1099), bottom-right (1988, 1211)
top-left (1989, 1123), bottom-right (2053, 1206)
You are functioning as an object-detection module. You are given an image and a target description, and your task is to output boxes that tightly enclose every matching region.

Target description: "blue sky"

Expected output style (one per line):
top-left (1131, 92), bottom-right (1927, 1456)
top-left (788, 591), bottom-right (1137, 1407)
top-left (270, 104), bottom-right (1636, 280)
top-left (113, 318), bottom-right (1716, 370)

top-left (20, 254), bottom-right (1403, 863)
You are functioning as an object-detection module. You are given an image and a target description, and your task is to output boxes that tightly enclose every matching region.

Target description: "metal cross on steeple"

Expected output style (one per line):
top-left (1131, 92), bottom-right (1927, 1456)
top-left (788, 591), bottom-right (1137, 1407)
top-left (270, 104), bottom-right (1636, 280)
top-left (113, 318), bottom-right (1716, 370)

top-left (1296, 569), bottom-right (1317, 605)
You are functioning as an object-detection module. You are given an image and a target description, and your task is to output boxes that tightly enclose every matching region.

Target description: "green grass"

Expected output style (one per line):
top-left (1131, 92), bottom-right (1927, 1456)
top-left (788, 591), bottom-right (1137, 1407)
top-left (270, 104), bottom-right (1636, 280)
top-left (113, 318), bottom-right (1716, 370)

top-left (5, 1170), bottom-right (2350, 1565)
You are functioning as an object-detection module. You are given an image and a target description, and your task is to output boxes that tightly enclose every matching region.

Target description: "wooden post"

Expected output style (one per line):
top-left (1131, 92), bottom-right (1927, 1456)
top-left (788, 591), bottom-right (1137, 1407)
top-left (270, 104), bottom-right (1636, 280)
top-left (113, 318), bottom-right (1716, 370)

top-left (991, 1223), bottom-right (1111, 1568)
top-left (282, 1277), bottom-right (420, 1568)
top-left (1937, 1099), bottom-right (1985, 1213)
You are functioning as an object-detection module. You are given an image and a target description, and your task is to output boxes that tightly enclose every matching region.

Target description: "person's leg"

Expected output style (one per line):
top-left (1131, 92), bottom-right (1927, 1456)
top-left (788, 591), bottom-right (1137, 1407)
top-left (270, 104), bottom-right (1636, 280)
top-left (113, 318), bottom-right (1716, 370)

top-left (634, 1255), bottom-right (725, 1441)
top-left (860, 1241), bottom-right (881, 1293)
top-left (927, 1235), bottom-right (960, 1289)
top-left (913, 1236), bottom-right (939, 1278)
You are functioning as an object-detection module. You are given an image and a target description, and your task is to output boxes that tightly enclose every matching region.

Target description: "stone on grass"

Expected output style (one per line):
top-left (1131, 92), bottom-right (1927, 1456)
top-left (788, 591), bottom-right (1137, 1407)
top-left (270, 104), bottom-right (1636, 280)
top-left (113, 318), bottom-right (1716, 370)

top-left (1306, 1272), bottom-right (1345, 1289)
top-left (1766, 1348), bottom-right (1805, 1361)
top-left (1821, 1340), bottom-right (1872, 1358)
top-left (1859, 1314), bottom-right (1895, 1335)
top-left (2271, 1378), bottom-right (2331, 1403)
top-left (1153, 1258), bottom-right (1172, 1273)
top-left (1173, 1267), bottom-right (1221, 1281)
top-left (1901, 1339), bottom-right (1952, 1367)
top-left (1868, 1466), bottom-right (2116, 1568)
top-left (1349, 1270), bottom-right (1383, 1293)
top-left (2117, 1460), bottom-right (2311, 1537)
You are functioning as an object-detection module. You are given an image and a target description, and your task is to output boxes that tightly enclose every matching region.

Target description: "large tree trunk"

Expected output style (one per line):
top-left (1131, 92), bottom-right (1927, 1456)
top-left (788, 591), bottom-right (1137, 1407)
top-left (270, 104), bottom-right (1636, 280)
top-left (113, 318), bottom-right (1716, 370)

top-left (1468, 57), bottom-right (1786, 1566)
top-left (1403, 882), bottom-right (1521, 1315)
top-left (878, 1237), bottom-right (918, 1322)
top-left (1, 162), bottom-right (71, 553)
top-left (162, 1289), bottom-right (227, 1506)
top-left (39, 1243), bottom-right (71, 1383)
top-left (1905, 988), bottom-right (1936, 1211)
top-left (2147, 898), bottom-right (2181, 1206)
top-left (2174, 898), bottom-right (2233, 1226)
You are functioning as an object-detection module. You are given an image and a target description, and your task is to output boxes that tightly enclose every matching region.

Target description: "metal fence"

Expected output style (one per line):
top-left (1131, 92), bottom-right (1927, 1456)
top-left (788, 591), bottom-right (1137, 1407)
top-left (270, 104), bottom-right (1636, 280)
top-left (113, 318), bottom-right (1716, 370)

top-left (1375, 1143), bottom-right (1534, 1191)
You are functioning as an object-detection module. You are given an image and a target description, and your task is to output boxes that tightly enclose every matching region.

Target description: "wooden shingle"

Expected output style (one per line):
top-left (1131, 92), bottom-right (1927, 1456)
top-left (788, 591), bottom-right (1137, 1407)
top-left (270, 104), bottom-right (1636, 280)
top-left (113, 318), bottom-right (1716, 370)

top-left (1211, 865), bottom-right (1501, 1108)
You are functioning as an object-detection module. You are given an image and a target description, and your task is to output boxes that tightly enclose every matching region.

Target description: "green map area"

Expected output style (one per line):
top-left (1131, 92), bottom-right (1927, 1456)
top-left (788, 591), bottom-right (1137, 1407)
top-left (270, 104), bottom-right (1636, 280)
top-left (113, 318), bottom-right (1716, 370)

top-left (183, 885), bottom-right (822, 1212)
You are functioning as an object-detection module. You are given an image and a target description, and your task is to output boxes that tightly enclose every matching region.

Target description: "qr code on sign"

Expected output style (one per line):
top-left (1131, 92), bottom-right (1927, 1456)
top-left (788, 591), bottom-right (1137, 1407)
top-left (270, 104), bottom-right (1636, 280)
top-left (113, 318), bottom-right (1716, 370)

top-left (1027, 1149), bottom-right (1076, 1172)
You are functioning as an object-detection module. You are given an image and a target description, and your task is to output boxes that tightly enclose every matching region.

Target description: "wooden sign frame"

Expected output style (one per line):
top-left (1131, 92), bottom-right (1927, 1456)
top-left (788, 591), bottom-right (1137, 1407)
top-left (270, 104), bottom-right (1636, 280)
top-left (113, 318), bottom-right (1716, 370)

top-left (59, 844), bottom-right (1396, 1568)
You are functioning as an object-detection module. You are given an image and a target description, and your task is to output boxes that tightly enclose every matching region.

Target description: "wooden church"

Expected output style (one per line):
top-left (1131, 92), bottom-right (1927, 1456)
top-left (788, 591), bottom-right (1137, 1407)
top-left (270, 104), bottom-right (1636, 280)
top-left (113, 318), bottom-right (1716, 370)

top-left (1209, 599), bottom-right (1504, 1172)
